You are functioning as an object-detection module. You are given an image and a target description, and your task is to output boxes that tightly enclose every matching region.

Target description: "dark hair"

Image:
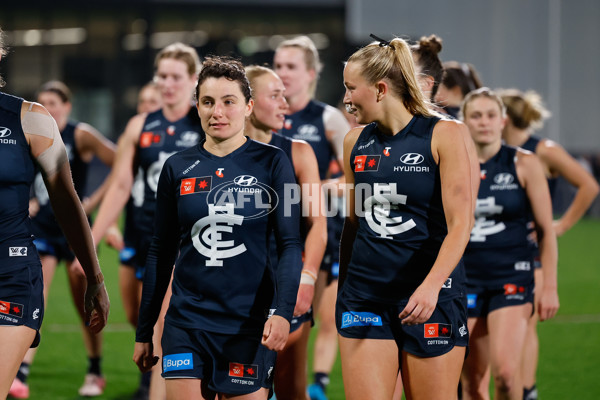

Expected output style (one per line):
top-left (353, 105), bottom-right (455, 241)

top-left (441, 61), bottom-right (483, 98)
top-left (37, 81), bottom-right (72, 103)
top-left (195, 56), bottom-right (251, 103)
top-left (410, 35), bottom-right (443, 101)
top-left (0, 27), bottom-right (6, 87)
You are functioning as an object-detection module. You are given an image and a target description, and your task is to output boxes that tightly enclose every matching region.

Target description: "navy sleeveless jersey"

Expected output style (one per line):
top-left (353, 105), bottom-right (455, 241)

top-left (31, 121), bottom-right (87, 237)
top-left (464, 145), bottom-right (534, 287)
top-left (0, 92), bottom-right (40, 268)
top-left (136, 139), bottom-right (302, 340)
top-left (520, 135), bottom-right (557, 197)
top-left (280, 100), bottom-right (332, 179)
top-left (131, 108), bottom-right (204, 236)
top-left (346, 115), bottom-right (465, 304)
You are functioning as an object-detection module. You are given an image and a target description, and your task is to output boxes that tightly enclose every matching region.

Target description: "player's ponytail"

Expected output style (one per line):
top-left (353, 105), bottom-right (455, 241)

top-left (499, 88), bottom-right (551, 131)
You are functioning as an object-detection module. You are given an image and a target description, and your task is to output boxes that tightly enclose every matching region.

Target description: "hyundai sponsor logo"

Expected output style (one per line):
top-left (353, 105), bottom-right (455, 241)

top-left (0, 127), bottom-right (12, 138)
top-left (399, 153), bottom-right (424, 165)
top-left (493, 173), bottom-right (514, 185)
top-left (341, 311), bottom-right (383, 328)
top-left (234, 175), bottom-right (258, 187)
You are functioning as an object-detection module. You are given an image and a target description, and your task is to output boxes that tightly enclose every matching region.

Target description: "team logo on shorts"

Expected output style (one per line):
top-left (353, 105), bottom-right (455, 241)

top-left (442, 278), bottom-right (452, 289)
top-left (354, 155), bottom-right (380, 172)
top-left (424, 323), bottom-right (452, 338)
top-left (163, 353), bottom-right (193, 372)
top-left (9, 247), bottom-right (27, 257)
top-left (0, 300), bottom-right (24, 318)
top-left (341, 311), bottom-right (383, 329)
top-left (504, 284), bottom-right (527, 300)
top-left (229, 362), bottom-right (258, 379)
top-left (180, 177), bottom-right (212, 195)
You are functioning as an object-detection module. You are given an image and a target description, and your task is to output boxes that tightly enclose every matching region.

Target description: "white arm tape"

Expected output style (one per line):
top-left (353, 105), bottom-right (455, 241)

top-left (22, 109), bottom-right (68, 177)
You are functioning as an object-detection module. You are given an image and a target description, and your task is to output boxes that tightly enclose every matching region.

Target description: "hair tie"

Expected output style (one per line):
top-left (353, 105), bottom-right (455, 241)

top-left (370, 34), bottom-right (391, 47)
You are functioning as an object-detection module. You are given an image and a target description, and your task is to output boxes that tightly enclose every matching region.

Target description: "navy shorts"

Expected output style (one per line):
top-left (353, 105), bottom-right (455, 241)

top-left (161, 321), bottom-right (277, 395)
top-left (466, 282), bottom-right (534, 318)
top-left (0, 263), bottom-right (44, 348)
top-left (33, 237), bottom-right (74, 263)
top-left (120, 232), bottom-right (152, 280)
top-left (336, 287), bottom-right (469, 358)
top-left (289, 308), bottom-right (313, 334)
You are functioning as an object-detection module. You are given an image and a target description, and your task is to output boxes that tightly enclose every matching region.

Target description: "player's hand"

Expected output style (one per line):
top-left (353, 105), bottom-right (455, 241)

top-left (293, 283), bottom-right (314, 317)
top-left (29, 198), bottom-right (40, 217)
top-left (84, 278), bottom-right (110, 334)
top-left (133, 342), bottom-right (159, 373)
top-left (104, 225), bottom-right (124, 251)
top-left (538, 286), bottom-right (559, 321)
top-left (552, 219), bottom-right (567, 237)
top-left (262, 315), bottom-right (290, 351)
top-left (398, 281), bottom-right (439, 325)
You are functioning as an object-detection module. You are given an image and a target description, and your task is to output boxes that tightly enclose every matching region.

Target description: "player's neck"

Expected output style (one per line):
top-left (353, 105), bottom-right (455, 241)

top-left (286, 92), bottom-right (311, 114)
top-left (244, 121), bottom-right (272, 144)
top-left (476, 140), bottom-right (502, 163)
top-left (204, 133), bottom-right (247, 157)
top-left (502, 126), bottom-right (530, 147)
top-left (162, 101), bottom-right (192, 122)
top-left (377, 100), bottom-right (414, 136)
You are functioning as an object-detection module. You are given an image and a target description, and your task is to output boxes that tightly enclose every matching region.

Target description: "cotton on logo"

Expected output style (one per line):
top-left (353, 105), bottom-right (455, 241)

top-left (0, 127), bottom-right (11, 138)
top-left (399, 153), bottom-right (424, 165)
top-left (494, 173), bottom-right (514, 185)
top-left (234, 175), bottom-right (257, 187)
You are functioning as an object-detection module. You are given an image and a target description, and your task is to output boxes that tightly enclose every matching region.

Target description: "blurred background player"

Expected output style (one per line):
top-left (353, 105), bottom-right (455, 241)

top-left (133, 56), bottom-right (302, 400)
top-left (12, 80), bottom-right (116, 398)
top-left (499, 88), bottom-right (598, 400)
top-left (245, 65), bottom-right (326, 400)
top-left (273, 35), bottom-right (350, 400)
top-left (0, 27), bottom-right (110, 400)
top-left (435, 61), bottom-right (483, 118)
top-left (460, 88), bottom-right (559, 400)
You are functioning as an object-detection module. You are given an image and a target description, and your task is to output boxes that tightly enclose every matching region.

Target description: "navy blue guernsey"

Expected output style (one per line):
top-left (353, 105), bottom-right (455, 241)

top-left (280, 100), bottom-right (332, 179)
top-left (346, 115), bottom-right (465, 304)
top-left (464, 145), bottom-right (534, 287)
top-left (0, 92), bottom-right (40, 268)
top-left (31, 121), bottom-right (87, 237)
top-left (131, 108), bottom-right (203, 236)
top-left (136, 139), bottom-right (302, 341)
top-left (520, 135), bottom-right (557, 197)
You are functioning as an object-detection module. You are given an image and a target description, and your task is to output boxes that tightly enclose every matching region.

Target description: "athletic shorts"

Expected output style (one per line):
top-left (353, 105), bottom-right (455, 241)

top-left (289, 308), bottom-right (313, 334)
top-left (0, 263), bottom-right (44, 348)
top-left (336, 287), bottom-right (469, 358)
top-left (161, 321), bottom-right (277, 395)
top-left (33, 237), bottom-right (74, 263)
top-left (466, 282), bottom-right (534, 318)
top-left (120, 232), bottom-right (152, 280)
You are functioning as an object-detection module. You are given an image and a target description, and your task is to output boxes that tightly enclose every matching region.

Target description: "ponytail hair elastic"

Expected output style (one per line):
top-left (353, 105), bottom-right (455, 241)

top-left (370, 33), bottom-right (391, 47)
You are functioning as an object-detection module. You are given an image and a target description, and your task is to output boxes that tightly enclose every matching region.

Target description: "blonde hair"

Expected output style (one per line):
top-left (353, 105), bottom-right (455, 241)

top-left (460, 87), bottom-right (506, 120)
top-left (245, 65), bottom-right (277, 93)
top-left (276, 35), bottom-right (322, 96)
top-left (154, 42), bottom-right (201, 78)
top-left (499, 88), bottom-right (550, 131)
top-left (348, 37), bottom-right (438, 117)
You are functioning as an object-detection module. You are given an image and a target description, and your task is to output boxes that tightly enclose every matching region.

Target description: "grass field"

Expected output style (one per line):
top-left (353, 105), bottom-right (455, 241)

top-left (19, 218), bottom-right (600, 399)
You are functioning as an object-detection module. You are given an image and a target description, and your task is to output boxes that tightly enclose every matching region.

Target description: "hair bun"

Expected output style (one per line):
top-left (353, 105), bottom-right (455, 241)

top-left (419, 35), bottom-right (442, 54)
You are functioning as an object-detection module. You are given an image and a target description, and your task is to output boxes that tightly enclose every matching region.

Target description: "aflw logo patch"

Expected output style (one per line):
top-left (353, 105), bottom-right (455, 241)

top-left (180, 177), bottom-right (212, 195)
top-left (354, 155), bottom-right (380, 172)
top-left (9, 247), bottom-right (27, 257)
top-left (0, 300), bottom-right (24, 317)
top-left (229, 362), bottom-right (258, 379)
top-left (139, 132), bottom-right (164, 148)
top-left (424, 323), bottom-right (452, 338)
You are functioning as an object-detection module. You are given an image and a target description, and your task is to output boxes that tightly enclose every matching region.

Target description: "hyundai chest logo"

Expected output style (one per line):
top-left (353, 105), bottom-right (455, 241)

top-left (399, 153), bottom-right (424, 165)
top-left (493, 173), bottom-right (514, 185)
top-left (234, 175), bottom-right (258, 186)
top-left (0, 127), bottom-right (12, 138)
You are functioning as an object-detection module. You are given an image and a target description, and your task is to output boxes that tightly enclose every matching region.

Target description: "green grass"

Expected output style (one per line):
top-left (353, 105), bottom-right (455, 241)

top-left (21, 219), bottom-right (600, 399)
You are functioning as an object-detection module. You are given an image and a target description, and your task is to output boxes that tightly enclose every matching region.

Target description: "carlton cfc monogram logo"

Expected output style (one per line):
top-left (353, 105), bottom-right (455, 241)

top-left (191, 203), bottom-right (247, 266)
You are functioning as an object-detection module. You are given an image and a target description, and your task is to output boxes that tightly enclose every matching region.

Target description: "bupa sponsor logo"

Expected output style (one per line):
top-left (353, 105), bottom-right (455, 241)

top-left (341, 311), bottom-right (383, 329)
top-left (394, 153), bottom-right (429, 172)
top-left (163, 353), bottom-right (193, 372)
top-left (490, 173), bottom-right (519, 190)
top-left (467, 294), bottom-right (477, 309)
top-left (0, 126), bottom-right (17, 145)
top-left (9, 247), bottom-right (27, 257)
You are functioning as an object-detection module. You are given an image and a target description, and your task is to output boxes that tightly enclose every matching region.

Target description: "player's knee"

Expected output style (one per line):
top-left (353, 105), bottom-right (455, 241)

top-left (494, 366), bottom-right (518, 394)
